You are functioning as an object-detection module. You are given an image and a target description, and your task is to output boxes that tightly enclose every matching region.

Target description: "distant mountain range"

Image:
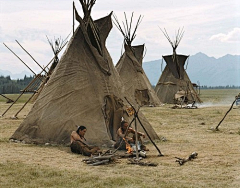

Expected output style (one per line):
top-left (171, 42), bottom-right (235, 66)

top-left (1, 52), bottom-right (239, 86)
top-left (143, 52), bottom-right (240, 86)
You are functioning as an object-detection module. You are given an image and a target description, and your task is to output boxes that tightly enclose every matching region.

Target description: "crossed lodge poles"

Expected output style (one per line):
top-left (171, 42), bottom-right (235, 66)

top-left (1, 38), bottom-right (68, 118)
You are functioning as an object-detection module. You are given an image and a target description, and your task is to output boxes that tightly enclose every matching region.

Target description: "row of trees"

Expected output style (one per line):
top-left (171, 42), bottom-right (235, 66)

top-left (1, 75), bottom-right (239, 94)
top-left (152, 85), bottom-right (240, 89)
top-left (201, 85), bottom-right (240, 89)
top-left (0, 75), bottom-right (34, 94)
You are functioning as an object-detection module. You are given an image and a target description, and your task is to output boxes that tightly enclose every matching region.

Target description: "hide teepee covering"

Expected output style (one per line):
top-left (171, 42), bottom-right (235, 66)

top-left (11, 1), bottom-right (159, 146)
top-left (114, 13), bottom-right (161, 106)
top-left (31, 36), bottom-right (68, 103)
top-left (116, 44), bottom-right (161, 106)
top-left (154, 28), bottom-right (202, 104)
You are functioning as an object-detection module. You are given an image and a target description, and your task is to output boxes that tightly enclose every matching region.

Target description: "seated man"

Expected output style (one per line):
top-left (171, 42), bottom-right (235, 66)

top-left (70, 125), bottom-right (101, 156)
top-left (236, 93), bottom-right (240, 106)
top-left (114, 120), bottom-right (148, 151)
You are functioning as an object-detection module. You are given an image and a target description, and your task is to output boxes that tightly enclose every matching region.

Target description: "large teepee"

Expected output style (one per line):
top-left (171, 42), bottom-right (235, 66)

top-left (114, 13), bottom-right (161, 106)
top-left (155, 28), bottom-right (202, 104)
top-left (11, 0), bottom-right (159, 146)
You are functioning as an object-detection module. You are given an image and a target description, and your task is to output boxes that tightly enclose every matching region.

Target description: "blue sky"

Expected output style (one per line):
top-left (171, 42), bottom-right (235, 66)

top-left (0, 0), bottom-right (240, 74)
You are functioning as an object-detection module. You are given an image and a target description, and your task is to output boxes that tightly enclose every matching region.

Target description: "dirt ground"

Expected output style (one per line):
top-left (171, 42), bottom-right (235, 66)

top-left (0, 90), bottom-right (240, 188)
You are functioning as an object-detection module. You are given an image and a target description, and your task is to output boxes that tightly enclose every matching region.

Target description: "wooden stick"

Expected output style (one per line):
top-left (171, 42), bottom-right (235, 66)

top-left (1, 92), bottom-right (25, 117)
top-left (89, 159), bottom-right (110, 166)
top-left (15, 40), bottom-right (48, 74)
top-left (38, 41), bottom-right (68, 76)
top-left (82, 155), bottom-right (114, 161)
top-left (13, 91), bottom-right (37, 118)
top-left (124, 97), bottom-right (163, 156)
top-left (0, 94), bottom-right (14, 103)
top-left (111, 115), bottom-right (137, 154)
top-left (127, 158), bottom-right (158, 166)
top-left (215, 98), bottom-right (237, 131)
top-left (175, 152), bottom-right (198, 165)
top-left (136, 116), bottom-right (163, 156)
top-left (3, 43), bottom-right (36, 76)
top-left (1, 74), bottom-right (42, 117)
top-left (134, 110), bottom-right (139, 160)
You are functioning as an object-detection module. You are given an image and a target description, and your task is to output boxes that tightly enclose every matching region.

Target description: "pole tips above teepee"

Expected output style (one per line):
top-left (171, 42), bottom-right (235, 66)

top-left (113, 12), bottom-right (143, 47)
top-left (79, 0), bottom-right (96, 21)
top-left (159, 27), bottom-right (185, 53)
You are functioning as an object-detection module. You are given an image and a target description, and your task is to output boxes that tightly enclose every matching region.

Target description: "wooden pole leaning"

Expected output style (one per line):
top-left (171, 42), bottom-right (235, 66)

top-left (111, 115), bottom-right (137, 155)
top-left (12, 74), bottom-right (45, 118)
top-left (124, 97), bottom-right (164, 156)
top-left (0, 94), bottom-right (14, 103)
top-left (3, 42), bottom-right (45, 84)
top-left (3, 43), bottom-right (36, 76)
top-left (215, 98), bottom-right (237, 131)
top-left (134, 109), bottom-right (140, 160)
top-left (15, 40), bottom-right (48, 74)
top-left (12, 91), bottom-right (36, 119)
top-left (1, 40), bottom-right (68, 117)
top-left (1, 74), bottom-right (42, 117)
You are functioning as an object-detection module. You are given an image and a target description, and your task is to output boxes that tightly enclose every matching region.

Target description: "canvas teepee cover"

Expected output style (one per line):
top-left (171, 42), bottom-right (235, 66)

top-left (114, 14), bottom-right (161, 106)
top-left (31, 37), bottom-right (68, 103)
top-left (11, 1), bottom-right (159, 146)
top-left (155, 28), bottom-right (201, 104)
top-left (116, 44), bottom-right (161, 106)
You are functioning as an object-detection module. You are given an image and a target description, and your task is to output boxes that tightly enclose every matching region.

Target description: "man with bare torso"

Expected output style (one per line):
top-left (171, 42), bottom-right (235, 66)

top-left (70, 126), bottom-right (101, 156)
top-left (114, 120), bottom-right (148, 151)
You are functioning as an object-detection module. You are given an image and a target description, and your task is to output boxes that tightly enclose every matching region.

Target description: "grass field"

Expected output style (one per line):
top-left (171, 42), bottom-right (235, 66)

top-left (0, 89), bottom-right (240, 188)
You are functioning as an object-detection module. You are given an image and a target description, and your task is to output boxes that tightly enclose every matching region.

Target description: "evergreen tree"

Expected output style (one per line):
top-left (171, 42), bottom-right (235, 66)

top-left (0, 75), bottom-right (34, 94)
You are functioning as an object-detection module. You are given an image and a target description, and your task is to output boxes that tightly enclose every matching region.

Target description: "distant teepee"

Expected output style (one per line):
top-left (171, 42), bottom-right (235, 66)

top-left (155, 28), bottom-right (202, 105)
top-left (114, 13), bottom-right (161, 106)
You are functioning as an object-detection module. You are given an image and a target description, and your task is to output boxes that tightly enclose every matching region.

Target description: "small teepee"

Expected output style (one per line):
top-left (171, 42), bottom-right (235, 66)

top-left (114, 13), bottom-right (161, 106)
top-left (155, 28), bottom-right (202, 104)
top-left (11, 0), bottom-right (159, 146)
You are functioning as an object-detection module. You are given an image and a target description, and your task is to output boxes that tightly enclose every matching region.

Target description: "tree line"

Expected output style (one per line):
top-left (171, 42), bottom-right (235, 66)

top-left (152, 85), bottom-right (240, 89)
top-left (201, 85), bottom-right (240, 89)
top-left (1, 75), bottom-right (239, 94)
top-left (0, 75), bottom-right (34, 94)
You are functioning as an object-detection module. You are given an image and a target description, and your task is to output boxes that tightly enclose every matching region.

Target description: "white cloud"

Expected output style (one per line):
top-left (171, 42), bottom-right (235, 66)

top-left (0, 0), bottom-right (240, 75)
top-left (210, 28), bottom-right (240, 43)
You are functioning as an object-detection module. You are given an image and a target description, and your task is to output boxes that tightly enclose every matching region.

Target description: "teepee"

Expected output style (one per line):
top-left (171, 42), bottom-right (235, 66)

top-left (114, 13), bottom-right (161, 106)
top-left (11, 0), bottom-right (159, 146)
top-left (155, 28), bottom-right (202, 104)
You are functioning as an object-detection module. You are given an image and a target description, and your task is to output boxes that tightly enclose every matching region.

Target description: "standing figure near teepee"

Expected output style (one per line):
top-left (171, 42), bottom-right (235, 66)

top-left (10, 0), bottom-right (159, 147)
top-left (114, 13), bottom-right (161, 107)
top-left (154, 28), bottom-right (202, 105)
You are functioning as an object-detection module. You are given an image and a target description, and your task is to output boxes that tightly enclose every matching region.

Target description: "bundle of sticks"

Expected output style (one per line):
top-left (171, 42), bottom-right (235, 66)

top-left (175, 152), bottom-right (198, 165)
top-left (127, 158), bottom-right (158, 166)
top-left (82, 155), bottom-right (117, 166)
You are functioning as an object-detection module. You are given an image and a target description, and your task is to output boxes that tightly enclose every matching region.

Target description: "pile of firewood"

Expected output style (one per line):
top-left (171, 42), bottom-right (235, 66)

top-left (127, 158), bottom-right (158, 166)
top-left (82, 155), bottom-right (117, 166)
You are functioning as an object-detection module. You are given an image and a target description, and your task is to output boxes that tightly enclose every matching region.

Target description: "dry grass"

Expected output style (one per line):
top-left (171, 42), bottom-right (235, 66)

top-left (0, 90), bottom-right (240, 188)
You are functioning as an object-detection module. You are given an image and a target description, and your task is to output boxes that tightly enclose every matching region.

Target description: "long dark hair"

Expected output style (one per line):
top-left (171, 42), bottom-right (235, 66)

top-left (120, 121), bottom-right (128, 132)
top-left (76, 125), bottom-right (86, 134)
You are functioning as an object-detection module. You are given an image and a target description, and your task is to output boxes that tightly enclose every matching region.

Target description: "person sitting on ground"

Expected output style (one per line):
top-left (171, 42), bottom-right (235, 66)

top-left (70, 125), bottom-right (101, 156)
top-left (114, 120), bottom-right (148, 151)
